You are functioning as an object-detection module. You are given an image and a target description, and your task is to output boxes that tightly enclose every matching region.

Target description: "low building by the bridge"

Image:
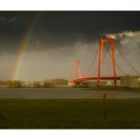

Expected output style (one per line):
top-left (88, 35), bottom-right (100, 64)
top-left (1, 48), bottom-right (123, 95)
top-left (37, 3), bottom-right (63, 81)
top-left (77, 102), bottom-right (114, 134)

top-left (121, 76), bottom-right (140, 88)
top-left (81, 81), bottom-right (97, 87)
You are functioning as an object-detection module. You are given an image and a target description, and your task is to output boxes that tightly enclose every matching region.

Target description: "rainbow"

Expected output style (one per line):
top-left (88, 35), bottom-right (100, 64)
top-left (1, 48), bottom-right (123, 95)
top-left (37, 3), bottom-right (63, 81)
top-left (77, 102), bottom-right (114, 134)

top-left (11, 14), bottom-right (40, 81)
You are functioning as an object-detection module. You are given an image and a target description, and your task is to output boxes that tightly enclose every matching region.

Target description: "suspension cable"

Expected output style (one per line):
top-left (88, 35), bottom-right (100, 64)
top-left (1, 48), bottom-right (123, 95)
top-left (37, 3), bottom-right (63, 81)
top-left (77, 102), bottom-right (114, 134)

top-left (117, 47), bottom-right (140, 75)
top-left (83, 45), bottom-right (99, 77)
top-left (91, 45), bottom-right (110, 76)
top-left (107, 49), bottom-right (126, 75)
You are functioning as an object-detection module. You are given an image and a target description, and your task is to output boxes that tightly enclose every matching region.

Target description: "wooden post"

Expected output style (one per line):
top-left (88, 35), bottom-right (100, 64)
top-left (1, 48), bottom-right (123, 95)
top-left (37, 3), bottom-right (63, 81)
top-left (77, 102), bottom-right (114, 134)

top-left (103, 94), bottom-right (107, 120)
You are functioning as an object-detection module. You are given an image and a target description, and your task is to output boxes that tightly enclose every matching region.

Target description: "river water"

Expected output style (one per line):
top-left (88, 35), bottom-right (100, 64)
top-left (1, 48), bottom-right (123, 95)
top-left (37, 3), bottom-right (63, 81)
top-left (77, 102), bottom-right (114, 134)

top-left (0, 88), bottom-right (139, 99)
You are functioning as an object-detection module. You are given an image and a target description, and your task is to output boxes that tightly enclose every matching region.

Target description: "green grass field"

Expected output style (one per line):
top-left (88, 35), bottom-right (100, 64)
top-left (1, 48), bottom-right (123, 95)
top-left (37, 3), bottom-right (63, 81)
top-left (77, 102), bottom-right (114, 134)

top-left (0, 99), bottom-right (140, 128)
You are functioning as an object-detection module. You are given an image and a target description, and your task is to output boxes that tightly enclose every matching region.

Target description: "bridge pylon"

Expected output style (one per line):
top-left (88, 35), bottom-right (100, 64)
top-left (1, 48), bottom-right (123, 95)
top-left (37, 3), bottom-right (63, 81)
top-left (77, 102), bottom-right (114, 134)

top-left (68, 60), bottom-right (82, 86)
top-left (70, 60), bottom-right (82, 83)
top-left (97, 38), bottom-right (116, 86)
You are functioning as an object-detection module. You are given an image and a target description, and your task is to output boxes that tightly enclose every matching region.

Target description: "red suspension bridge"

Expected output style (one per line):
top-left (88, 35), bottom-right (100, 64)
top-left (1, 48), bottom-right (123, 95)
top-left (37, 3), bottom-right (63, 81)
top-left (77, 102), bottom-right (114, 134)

top-left (69, 38), bottom-right (140, 86)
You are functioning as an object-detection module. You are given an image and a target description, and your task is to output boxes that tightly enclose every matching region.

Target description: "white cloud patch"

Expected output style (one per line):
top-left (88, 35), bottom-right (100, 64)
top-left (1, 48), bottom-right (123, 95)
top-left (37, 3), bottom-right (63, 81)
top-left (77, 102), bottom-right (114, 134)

top-left (0, 16), bottom-right (17, 22)
top-left (106, 31), bottom-right (140, 39)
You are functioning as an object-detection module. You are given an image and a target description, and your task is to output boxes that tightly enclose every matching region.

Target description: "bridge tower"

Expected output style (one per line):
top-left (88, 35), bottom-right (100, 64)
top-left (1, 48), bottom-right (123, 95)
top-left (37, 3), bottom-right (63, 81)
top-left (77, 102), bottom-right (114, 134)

top-left (71, 60), bottom-right (81, 81)
top-left (97, 38), bottom-right (116, 86)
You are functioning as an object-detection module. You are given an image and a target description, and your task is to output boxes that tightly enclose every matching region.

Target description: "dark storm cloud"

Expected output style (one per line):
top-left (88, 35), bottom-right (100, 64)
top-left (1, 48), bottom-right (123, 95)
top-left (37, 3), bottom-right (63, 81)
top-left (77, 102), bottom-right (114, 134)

top-left (0, 11), bottom-right (140, 53)
top-left (33, 11), bottom-right (140, 48)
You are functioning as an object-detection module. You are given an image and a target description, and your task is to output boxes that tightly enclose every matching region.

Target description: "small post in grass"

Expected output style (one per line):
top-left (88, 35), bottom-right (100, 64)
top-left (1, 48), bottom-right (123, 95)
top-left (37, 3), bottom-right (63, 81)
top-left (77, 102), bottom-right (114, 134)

top-left (103, 94), bottom-right (107, 120)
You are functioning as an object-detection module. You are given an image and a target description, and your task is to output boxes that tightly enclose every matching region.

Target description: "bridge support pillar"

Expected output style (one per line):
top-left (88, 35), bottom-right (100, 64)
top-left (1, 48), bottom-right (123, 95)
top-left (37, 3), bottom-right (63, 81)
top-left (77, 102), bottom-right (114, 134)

top-left (97, 38), bottom-right (117, 87)
top-left (97, 39), bottom-right (102, 87)
top-left (111, 40), bottom-right (117, 86)
top-left (71, 60), bottom-right (82, 82)
top-left (72, 62), bottom-right (75, 81)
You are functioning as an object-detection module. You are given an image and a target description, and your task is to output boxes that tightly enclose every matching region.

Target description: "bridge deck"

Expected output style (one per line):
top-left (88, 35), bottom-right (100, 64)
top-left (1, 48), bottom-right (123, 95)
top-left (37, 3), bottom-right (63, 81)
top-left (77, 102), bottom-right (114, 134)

top-left (72, 76), bottom-right (121, 83)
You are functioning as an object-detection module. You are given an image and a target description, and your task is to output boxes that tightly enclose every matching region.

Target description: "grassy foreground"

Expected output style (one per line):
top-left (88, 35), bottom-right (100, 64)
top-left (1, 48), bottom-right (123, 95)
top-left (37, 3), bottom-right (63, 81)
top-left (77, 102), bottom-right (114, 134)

top-left (0, 99), bottom-right (140, 128)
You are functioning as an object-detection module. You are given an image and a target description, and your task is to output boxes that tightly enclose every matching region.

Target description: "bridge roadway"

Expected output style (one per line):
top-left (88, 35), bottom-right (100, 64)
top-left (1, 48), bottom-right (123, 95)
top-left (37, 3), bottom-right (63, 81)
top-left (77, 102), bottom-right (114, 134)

top-left (72, 76), bottom-right (121, 83)
top-left (0, 88), bottom-right (139, 99)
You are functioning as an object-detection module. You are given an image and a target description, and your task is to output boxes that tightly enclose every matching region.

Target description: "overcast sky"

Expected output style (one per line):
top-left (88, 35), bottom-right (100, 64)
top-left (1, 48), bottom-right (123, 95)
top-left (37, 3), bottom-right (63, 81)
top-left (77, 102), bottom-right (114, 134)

top-left (0, 11), bottom-right (140, 81)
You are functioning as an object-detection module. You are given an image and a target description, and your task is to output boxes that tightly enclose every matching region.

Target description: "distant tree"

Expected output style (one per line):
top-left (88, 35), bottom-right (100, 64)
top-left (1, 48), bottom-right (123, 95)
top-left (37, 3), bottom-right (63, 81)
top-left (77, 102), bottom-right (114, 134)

top-left (45, 79), bottom-right (68, 85)
top-left (8, 80), bottom-right (22, 88)
top-left (16, 81), bottom-right (22, 88)
top-left (33, 82), bottom-right (41, 88)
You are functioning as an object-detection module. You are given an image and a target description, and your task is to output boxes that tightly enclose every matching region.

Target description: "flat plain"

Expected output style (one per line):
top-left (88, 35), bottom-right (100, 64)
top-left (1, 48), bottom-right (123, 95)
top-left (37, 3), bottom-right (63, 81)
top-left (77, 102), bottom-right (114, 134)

top-left (0, 88), bottom-right (139, 128)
